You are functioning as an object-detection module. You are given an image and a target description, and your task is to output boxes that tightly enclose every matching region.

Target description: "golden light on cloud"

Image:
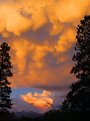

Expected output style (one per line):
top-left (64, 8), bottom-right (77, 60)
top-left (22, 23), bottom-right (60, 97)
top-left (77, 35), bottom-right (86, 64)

top-left (11, 40), bottom-right (31, 71)
top-left (57, 0), bottom-right (90, 22)
top-left (55, 28), bottom-right (76, 52)
top-left (0, 2), bottom-right (31, 36)
top-left (21, 90), bottom-right (53, 111)
top-left (0, 0), bottom-right (90, 91)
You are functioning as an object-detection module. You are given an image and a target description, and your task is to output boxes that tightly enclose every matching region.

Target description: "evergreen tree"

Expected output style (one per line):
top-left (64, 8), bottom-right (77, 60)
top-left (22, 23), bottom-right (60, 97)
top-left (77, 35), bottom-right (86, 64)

top-left (62, 15), bottom-right (90, 112)
top-left (0, 42), bottom-right (13, 112)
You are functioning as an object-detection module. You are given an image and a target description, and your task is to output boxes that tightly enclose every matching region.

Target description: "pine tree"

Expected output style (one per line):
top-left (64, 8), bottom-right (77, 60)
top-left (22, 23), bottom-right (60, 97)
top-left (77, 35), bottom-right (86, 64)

top-left (62, 15), bottom-right (90, 112)
top-left (0, 42), bottom-right (13, 113)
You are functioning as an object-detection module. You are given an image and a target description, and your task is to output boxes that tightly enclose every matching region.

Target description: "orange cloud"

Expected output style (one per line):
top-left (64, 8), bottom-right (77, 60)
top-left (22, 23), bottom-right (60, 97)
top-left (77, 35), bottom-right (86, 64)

top-left (0, 0), bottom-right (89, 38)
top-left (21, 90), bottom-right (53, 111)
top-left (55, 28), bottom-right (76, 52)
top-left (0, 0), bottom-right (89, 37)
top-left (57, 0), bottom-right (90, 23)
top-left (11, 40), bottom-right (31, 71)
top-left (0, 0), bottom-right (90, 91)
top-left (0, 2), bottom-right (31, 36)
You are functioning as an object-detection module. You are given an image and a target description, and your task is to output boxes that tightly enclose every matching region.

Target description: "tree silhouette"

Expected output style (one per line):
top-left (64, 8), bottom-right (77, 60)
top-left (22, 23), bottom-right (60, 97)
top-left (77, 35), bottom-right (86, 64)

top-left (0, 42), bottom-right (13, 113)
top-left (62, 15), bottom-right (90, 112)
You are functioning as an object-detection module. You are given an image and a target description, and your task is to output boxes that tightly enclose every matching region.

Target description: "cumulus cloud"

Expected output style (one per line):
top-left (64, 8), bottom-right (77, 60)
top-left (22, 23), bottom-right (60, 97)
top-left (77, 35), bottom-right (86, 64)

top-left (0, 0), bottom-right (89, 37)
top-left (0, 0), bottom-right (90, 91)
top-left (11, 39), bottom-right (31, 71)
top-left (55, 27), bottom-right (76, 52)
top-left (0, 2), bottom-right (31, 36)
top-left (21, 90), bottom-right (53, 111)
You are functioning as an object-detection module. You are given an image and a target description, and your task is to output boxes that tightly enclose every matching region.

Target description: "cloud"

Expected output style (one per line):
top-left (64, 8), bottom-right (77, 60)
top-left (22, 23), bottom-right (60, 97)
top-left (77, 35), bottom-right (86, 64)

top-left (55, 27), bottom-right (76, 52)
top-left (0, 0), bottom-right (89, 37)
top-left (0, 0), bottom-right (90, 91)
top-left (10, 38), bottom-right (75, 90)
top-left (56, 0), bottom-right (90, 23)
top-left (21, 90), bottom-right (53, 111)
top-left (11, 39), bottom-right (31, 71)
top-left (0, 2), bottom-right (31, 36)
top-left (0, 0), bottom-right (90, 112)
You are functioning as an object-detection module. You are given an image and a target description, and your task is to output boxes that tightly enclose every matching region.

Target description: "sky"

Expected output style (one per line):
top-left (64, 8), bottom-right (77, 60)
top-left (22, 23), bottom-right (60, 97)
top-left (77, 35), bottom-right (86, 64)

top-left (0, 0), bottom-right (90, 113)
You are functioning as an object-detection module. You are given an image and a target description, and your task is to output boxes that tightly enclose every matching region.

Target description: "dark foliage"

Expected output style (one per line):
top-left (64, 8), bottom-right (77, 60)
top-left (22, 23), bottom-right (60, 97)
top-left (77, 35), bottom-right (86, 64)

top-left (0, 110), bottom-right (89, 121)
top-left (0, 42), bottom-right (13, 113)
top-left (62, 15), bottom-right (90, 112)
top-left (0, 112), bottom-right (15, 121)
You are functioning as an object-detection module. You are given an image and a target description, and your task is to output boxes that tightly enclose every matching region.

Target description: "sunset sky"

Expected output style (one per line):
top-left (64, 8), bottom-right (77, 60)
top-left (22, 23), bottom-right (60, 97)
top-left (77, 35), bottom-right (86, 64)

top-left (0, 0), bottom-right (90, 113)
